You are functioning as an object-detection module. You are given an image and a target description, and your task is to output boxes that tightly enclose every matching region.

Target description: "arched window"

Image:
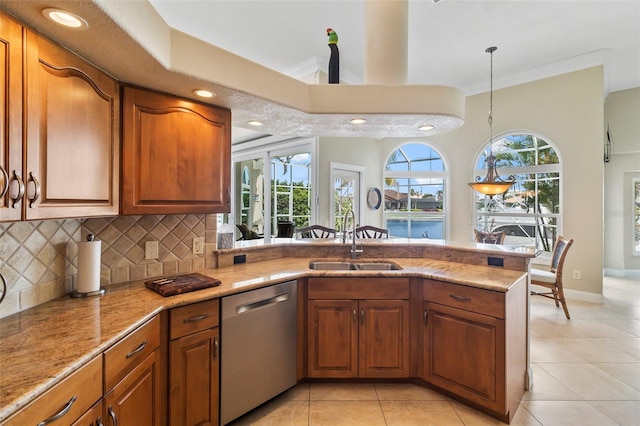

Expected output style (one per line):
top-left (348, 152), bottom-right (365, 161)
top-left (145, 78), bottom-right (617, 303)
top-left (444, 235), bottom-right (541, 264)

top-left (473, 133), bottom-right (561, 254)
top-left (384, 143), bottom-right (447, 239)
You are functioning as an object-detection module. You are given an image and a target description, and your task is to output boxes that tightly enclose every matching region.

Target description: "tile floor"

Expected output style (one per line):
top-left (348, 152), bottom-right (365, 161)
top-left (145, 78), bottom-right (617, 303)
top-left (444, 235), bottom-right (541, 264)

top-left (228, 276), bottom-right (639, 425)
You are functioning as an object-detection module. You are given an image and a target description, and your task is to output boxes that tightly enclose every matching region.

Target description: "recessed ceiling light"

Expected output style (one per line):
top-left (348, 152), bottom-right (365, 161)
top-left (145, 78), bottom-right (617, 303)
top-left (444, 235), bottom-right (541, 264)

top-left (42, 8), bottom-right (88, 29)
top-left (350, 118), bottom-right (367, 124)
top-left (193, 89), bottom-right (215, 98)
top-left (418, 124), bottom-right (435, 131)
top-left (247, 120), bottom-right (264, 127)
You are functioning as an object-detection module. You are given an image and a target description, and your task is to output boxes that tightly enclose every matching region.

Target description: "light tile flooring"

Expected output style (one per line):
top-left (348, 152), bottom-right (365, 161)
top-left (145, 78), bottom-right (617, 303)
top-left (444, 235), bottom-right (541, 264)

top-left (229, 276), bottom-right (639, 425)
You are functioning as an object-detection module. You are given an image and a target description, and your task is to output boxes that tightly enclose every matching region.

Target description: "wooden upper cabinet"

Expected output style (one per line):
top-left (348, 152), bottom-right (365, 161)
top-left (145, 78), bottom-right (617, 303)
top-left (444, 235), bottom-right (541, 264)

top-left (23, 29), bottom-right (120, 219)
top-left (121, 86), bottom-right (231, 215)
top-left (0, 12), bottom-right (23, 222)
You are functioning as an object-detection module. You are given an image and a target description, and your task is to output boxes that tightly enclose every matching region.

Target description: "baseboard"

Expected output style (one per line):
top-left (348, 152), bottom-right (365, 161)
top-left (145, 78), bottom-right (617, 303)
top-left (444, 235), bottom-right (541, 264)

top-left (604, 268), bottom-right (640, 279)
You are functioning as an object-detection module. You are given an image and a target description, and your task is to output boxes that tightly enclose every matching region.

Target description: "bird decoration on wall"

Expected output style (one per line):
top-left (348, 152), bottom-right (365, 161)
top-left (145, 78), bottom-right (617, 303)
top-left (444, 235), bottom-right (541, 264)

top-left (327, 27), bottom-right (339, 84)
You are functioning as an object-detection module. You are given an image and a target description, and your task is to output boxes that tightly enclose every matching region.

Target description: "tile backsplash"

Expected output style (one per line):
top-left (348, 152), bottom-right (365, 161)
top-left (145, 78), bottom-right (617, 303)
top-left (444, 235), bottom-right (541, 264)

top-left (0, 214), bottom-right (218, 318)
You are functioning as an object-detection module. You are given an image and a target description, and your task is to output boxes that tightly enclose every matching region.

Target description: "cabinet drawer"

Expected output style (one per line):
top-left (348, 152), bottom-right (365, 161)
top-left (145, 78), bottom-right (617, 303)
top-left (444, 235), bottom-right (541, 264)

top-left (308, 278), bottom-right (410, 300)
top-left (104, 315), bottom-right (160, 391)
top-left (424, 280), bottom-right (505, 319)
top-left (170, 299), bottom-right (219, 340)
top-left (3, 356), bottom-right (102, 426)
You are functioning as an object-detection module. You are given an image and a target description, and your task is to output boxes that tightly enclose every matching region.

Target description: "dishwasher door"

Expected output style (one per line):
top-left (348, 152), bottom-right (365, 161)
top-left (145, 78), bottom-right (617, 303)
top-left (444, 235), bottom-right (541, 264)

top-left (221, 280), bottom-right (297, 425)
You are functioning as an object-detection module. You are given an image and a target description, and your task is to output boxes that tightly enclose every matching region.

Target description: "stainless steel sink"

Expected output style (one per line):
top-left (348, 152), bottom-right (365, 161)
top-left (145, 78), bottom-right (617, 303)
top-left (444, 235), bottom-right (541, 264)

top-left (308, 260), bottom-right (402, 271)
top-left (308, 261), bottom-right (353, 270)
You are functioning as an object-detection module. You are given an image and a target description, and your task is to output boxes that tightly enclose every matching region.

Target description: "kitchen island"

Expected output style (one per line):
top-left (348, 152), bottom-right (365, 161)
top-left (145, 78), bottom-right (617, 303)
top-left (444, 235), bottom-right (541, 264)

top-left (0, 239), bottom-right (537, 424)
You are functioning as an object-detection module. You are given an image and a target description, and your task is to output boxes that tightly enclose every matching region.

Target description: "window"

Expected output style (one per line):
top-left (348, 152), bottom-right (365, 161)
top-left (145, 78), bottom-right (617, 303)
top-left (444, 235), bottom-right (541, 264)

top-left (232, 137), bottom-right (317, 240)
top-left (383, 143), bottom-right (447, 239)
top-left (634, 178), bottom-right (640, 256)
top-left (472, 133), bottom-right (561, 254)
top-left (330, 163), bottom-right (365, 231)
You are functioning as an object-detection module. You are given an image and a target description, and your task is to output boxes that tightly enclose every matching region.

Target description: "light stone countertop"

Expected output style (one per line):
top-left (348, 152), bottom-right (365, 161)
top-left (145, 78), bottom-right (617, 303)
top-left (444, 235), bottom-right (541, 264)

top-left (0, 255), bottom-right (528, 421)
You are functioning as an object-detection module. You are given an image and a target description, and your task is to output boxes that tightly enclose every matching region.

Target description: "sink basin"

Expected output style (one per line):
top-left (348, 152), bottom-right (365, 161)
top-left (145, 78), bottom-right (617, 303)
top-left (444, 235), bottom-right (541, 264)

top-left (308, 261), bottom-right (353, 270)
top-left (308, 260), bottom-right (402, 271)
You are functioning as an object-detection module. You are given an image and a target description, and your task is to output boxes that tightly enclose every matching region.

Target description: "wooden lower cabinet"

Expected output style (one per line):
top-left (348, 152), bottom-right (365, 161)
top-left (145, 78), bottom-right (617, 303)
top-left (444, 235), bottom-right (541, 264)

top-left (169, 328), bottom-right (220, 426)
top-left (104, 349), bottom-right (162, 426)
top-left (422, 278), bottom-right (528, 423)
top-left (307, 298), bottom-right (410, 378)
top-left (168, 299), bottom-right (220, 426)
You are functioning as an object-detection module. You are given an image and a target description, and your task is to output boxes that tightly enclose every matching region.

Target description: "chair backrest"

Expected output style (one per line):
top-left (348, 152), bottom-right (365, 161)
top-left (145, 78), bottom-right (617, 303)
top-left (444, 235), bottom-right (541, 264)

top-left (550, 235), bottom-right (573, 275)
top-left (474, 229), bottom-right (506, 244)
top-left (296, 225), bottom-right (337, 239)
top-left (355, 225), bottom-right (389, 239)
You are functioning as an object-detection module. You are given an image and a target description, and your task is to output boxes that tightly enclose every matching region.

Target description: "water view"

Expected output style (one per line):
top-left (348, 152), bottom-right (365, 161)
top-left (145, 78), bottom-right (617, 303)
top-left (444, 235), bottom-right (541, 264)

top-left (387, 219), bottom-right (444, 239)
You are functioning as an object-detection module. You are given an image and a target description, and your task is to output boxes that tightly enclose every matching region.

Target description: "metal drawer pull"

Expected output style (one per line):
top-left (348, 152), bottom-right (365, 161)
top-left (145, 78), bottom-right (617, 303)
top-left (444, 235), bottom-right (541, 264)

top-left (125, 339), bottom-right (147, 359)
top-left (360, 307), bottom-right (365, 323)
top-left (184, 314), bottom-right (209, 323)
top-left (449, 294), bottom-right (472, 302)
top-left (353, 308), bottom-right (357, 323)
top-left (423, 309), bottom-right (428, 325)
top-left (0, 166), bottom-right (8, 198)
top-left (214, 336), bottom-right (219, 359)
top-left (37, 395), bottom-right (77, 426)
top-left (97, 416), bottom-right (104, 426)
top-left (236, 293), bottom-right (288, 314)
top-left (27, 171), bottom-right (40, 208)
top-left (11, 170), bottom-right (24, 208)
top-left (108, 405), bottom-right (118, 426)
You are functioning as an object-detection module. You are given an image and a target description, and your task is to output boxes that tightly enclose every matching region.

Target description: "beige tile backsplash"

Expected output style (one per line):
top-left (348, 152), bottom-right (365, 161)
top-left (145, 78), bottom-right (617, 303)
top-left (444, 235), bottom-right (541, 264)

top-left (0, 214), bottom-right (218, 318)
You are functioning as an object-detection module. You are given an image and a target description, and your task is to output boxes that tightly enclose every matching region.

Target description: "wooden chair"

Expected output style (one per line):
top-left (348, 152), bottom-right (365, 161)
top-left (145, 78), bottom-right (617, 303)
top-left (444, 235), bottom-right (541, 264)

top-left (530, 236), bottom-right (574, 319)
top-left (354, 225), bottom-right (389, 239)
top-left (295, 225), bottom-right (337, 239)
top-left (474, 229), bottom-right (506, 244)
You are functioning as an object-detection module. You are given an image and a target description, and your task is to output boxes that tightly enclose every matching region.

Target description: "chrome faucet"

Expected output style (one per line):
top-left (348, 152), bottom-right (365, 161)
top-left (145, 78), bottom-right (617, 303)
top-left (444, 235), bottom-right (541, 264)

top-left (342, 209), bottom-right (363, 259)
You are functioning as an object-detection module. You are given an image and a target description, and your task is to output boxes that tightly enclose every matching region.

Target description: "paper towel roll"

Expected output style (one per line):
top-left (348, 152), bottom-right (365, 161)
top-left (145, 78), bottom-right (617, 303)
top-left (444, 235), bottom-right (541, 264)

top-left (77, 239), bottom-right (101, 294)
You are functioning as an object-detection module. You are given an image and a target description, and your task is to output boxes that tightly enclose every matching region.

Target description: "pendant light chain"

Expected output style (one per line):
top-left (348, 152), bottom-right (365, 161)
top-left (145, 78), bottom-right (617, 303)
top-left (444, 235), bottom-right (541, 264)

top-left (487, 46), bottom-right (497, 158)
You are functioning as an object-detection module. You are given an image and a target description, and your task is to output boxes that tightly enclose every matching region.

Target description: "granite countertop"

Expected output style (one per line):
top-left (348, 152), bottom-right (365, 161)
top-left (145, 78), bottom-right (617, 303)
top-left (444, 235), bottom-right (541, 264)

top-left (0, 256), bottom-right (527, 421)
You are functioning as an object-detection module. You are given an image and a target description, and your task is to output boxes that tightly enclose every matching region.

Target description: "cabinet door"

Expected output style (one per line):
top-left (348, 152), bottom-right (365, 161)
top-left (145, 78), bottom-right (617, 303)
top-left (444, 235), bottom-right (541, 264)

top-left (121, 86), bottom-right (231, 215)
top-left (104, 350), bottom-right (162, 426)
top-left (24, 30), bottom-right (120, 219)
top-left (424, 302), bottom-right (505, 412)
top-left (169, 328), bottom-right (219, 426)
top-left (0, 12), bottom-right (23, 221)
top-left (307, 300), bottom-right (358, 378)
top-left (359, 300), bottom-right (410, 378)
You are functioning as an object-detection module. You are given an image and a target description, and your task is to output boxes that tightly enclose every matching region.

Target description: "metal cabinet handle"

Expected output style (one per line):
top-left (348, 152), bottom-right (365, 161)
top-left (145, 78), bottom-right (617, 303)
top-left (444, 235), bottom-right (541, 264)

top-left (0, 272), bottom-right (6, 306)
top-left (10, 170), bottom-right (24, 208)
top-left (125, 339), bottom-right (147, 359)
top-left (423, 309), bottom-right (428, 325)
top-left (108, 405), bottom-right (118, 426)
top-left (353, 308), bottom-right (357, 324)
top-left (37, 395), bottom-right (77, 426)
top-left (360, 308), bottom-right (365, 323)
top-left (0, 166), bottom-right (8, 199)
top-left (184, 314), bottom-right (208, 323)
top-left (214, 335), bottom-right (219, 360)
top-left (449, 294), bottom-right (471, 302)
top-left (97, 416), bottom-right (104, 426)
top-left (27, 171), bottom-right (40, 208)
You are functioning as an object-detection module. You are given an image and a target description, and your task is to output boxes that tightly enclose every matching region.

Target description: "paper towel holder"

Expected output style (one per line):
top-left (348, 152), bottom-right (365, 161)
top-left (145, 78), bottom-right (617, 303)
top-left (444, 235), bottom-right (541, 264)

top-left (71, 234), bottom-right (106, 298)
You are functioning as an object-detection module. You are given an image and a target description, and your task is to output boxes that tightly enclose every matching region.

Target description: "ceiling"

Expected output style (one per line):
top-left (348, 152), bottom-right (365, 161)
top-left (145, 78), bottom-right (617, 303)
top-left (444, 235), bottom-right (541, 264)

top-left (1, 0), bottom-right (638, 144)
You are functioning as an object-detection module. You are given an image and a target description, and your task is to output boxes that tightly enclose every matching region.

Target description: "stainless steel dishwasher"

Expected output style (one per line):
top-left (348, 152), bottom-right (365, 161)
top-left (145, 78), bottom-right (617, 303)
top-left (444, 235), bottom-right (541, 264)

top-left (221, 280), bottom-right (297, 425)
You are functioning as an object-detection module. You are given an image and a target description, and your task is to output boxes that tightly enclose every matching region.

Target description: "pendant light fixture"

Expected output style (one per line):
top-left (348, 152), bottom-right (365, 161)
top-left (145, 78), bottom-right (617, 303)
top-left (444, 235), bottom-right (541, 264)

top-left (468, 46), bottom-right (515, 197)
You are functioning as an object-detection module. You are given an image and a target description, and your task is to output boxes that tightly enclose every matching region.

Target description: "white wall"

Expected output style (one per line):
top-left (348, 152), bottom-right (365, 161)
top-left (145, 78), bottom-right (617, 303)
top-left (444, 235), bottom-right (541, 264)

top-left (318, 67), bottom-right (606, 294)
top-left (604, 88), bottom-right (640, 277)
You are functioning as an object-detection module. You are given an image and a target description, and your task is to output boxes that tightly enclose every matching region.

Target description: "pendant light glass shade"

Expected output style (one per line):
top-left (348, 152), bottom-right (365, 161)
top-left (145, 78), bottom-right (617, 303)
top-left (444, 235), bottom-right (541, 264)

top-left (468, 47), bottom-right (514, 197)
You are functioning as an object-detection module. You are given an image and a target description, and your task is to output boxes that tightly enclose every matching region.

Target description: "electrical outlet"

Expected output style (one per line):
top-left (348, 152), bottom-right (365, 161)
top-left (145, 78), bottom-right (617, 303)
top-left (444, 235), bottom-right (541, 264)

top-left (193, 237), bottom-right (204, 255)
top-left (145, 240), bottom-right (159, 260)
top-left (573, 270), bottom-right (581, 279)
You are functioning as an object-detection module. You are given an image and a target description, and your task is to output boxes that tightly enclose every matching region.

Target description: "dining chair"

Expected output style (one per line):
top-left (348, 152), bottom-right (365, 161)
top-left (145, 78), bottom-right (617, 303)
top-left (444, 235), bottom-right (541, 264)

top-left (354, 225), bottom-right (389, 239)
top-left (295, 225), bottom-right (337, 239)
top-left (530, 235), bottom-right (574, 319)
top-left (474, 229), bottom-right (506, 244)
